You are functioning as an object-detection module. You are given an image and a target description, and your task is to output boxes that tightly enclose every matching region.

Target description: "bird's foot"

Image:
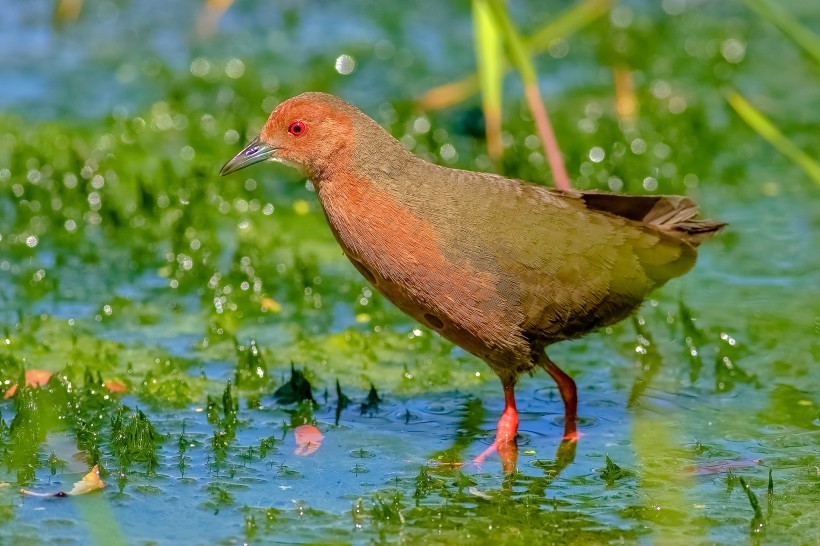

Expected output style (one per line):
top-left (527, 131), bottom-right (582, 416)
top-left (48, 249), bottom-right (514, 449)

top-left (471, 428), bottom-right (518, 472)
top-left (562, 430), bottom-right (583, 443)
top-left (469, 385), bottom-right (520, 471)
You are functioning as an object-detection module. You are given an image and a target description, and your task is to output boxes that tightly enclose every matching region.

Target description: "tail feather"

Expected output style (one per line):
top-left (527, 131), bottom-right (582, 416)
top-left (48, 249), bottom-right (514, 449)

top-left (575, 191), bottom-right (726, 246)
top-left (670, 219), bottom-right (727, 245)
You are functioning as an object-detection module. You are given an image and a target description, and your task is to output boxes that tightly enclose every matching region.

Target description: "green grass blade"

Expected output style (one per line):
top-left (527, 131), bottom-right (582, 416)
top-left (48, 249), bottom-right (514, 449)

top-left (744, 0), bottom-right (820, 66)
top-left (726, 91), bottom-right (820, 186)
top-left (738, 476), bottom-right (765, 533)
top-left (419, 0), bottom-right (612, 110)
top-left (472, 0), bottom-right (504, 158)
top-left (527, 0), bottom-right (614, 53)
top-left (485, 0), bottom-right (571, 189)
top-left (487, 0), bottom-right (536, 84)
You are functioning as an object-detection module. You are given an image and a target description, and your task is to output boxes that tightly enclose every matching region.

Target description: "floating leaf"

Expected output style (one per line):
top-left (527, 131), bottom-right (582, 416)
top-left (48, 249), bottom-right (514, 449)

top-left (293, 425), bottom-right (323, 456)
top-left (103, 380), bottom-right (128, 393)
top-left (4, 370), bottom-right (54, 399)
top-left (681, 458), bottom-right (761, 476)
top-left (20, 465), bottom-right (105, 497)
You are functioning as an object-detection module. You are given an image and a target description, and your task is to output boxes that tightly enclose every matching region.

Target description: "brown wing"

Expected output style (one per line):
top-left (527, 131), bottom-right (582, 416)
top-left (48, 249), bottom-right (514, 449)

top-left (493, 188), bottom-right (706, 341)
top-left (406, 168), bottom-right (721, 343)
top-left (376, 155), bottom-right (723, 345)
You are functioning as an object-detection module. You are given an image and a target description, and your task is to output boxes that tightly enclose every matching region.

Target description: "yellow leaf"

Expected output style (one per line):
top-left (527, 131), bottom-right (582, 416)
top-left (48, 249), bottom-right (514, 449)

top-left (261, 297), bottom-right (282, 313)
top-left (20, 465), bottom-right (105, 497)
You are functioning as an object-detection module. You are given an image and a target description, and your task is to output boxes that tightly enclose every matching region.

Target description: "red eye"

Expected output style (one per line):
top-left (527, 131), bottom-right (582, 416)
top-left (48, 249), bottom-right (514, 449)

top-left (288, 121), bottom-right (306, 136)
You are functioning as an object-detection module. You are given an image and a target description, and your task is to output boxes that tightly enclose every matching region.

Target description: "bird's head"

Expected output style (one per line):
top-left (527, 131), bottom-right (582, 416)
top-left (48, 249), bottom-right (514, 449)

top-left (220, 92), bottom-right (356, 179)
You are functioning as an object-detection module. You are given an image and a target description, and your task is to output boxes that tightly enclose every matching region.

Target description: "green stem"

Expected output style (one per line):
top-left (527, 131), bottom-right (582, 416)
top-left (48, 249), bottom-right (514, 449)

top-left (744, 0), bottom-right (820, 66)
top-left (473, 0), bottom-right (504, 158)
top-left (419, 0), bottom-right (613, 110)
top-left (487, 0), bottom-right (572, 190)
top-left (726, 90), bottom-right (820, 186)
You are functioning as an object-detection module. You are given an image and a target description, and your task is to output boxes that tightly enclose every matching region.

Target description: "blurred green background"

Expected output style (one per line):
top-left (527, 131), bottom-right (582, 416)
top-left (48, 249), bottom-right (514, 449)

top-left (0, 0), bottom-right (818, 544)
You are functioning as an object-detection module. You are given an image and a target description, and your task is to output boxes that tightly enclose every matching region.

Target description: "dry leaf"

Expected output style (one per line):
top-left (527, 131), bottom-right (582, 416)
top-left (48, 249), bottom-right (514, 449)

top-left (20, 465), bottom-right (105, 497)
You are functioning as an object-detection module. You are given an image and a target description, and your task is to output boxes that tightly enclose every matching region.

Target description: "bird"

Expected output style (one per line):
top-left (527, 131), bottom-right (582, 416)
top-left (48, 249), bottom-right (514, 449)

top-left (220, 92), bottom-right (724, 465)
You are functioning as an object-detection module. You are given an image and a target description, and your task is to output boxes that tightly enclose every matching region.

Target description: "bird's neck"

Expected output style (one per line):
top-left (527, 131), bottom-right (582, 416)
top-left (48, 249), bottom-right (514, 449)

top-left (313, 170), bottom-right (411, 263)
top-left (311, 136), bottom-right (429, 217)
top-left (309, 130), bottom-right (441, 265)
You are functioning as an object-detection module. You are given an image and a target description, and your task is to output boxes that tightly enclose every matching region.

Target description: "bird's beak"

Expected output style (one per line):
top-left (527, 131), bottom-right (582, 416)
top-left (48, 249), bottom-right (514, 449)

top-left (219, 136), bottom-right (276, 176)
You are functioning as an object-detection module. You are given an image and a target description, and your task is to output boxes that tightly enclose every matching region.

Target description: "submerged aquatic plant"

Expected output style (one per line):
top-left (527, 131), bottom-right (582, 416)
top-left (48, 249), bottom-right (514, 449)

top-left (738, 476), bottom-right (765, 534)
top-left (110, 407), bottom-right (165, 471)
top-left (273, 363), bottom-right (316, 405)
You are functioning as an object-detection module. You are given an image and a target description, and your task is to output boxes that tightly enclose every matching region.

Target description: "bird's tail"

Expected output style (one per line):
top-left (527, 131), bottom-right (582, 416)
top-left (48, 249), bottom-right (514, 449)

top-left (577, 192), bottom-right (726, 246)
top-left (639, 196), bottom-right (726, 246)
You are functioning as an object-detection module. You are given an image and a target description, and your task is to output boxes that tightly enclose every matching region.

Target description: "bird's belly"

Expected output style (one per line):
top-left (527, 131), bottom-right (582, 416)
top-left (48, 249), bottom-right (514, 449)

top-left (343, 248), bottom-right (530, 369)
top-left (317, 174), bottom-right (531, 369)
top-left (346, 253), bottom-right (457, 330)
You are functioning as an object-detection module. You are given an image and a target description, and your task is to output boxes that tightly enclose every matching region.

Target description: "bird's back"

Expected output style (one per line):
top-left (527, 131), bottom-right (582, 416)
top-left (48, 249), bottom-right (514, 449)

top-left (371, 157), bottom-right (723, 344)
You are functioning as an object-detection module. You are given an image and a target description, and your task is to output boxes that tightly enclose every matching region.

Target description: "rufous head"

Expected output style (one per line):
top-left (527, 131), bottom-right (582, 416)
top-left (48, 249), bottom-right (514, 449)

top-left (220, 92), bottom-right (356, 179)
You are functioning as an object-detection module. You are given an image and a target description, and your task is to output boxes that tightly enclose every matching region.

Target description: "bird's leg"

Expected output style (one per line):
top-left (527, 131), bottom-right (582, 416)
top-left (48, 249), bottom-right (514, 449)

top-left (496, 385), bottom-right (519, 443)
top-left (473, 382), bottom-right (519, 472)
top-left (540, 354), bottom-right (578, 442)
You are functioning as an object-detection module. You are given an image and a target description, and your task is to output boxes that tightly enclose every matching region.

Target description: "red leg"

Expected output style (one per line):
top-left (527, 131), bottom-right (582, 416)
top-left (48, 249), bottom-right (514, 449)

top-left (473, 384), bottom-right (519, 471)
top-left (540, 354), bottom-right (578, 442)
top-left (496, 385), bottom-right (519, 443)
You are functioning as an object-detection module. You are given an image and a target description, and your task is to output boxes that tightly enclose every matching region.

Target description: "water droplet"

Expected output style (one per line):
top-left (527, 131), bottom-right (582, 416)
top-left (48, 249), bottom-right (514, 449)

top-left (224, 130), bottom-right (240, 144)
top-left (608, 176), bottom-right (624, 192)
top-left (225, 58), bottom-right (246, 79)
top-left (548, 39), bottom-right (569, 59)
top-left (589, 146), bottom-right (605, 163)
top-left (721, 38), bottom-right (746, 64)
top-left (439, 143), bottom-right (457, 162)
top-left (662, 0), bottom-right (686, 15)
top-left (412, 117), bottom-right (430, 134)
top-left (611, 6), bottom-right (634, 28)
top-left (190, 57), bottom-right (211, 77)
top-left (642, 177), bottom-right (658, 191)
top-left (335, 54), bottom-right (356, 75)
